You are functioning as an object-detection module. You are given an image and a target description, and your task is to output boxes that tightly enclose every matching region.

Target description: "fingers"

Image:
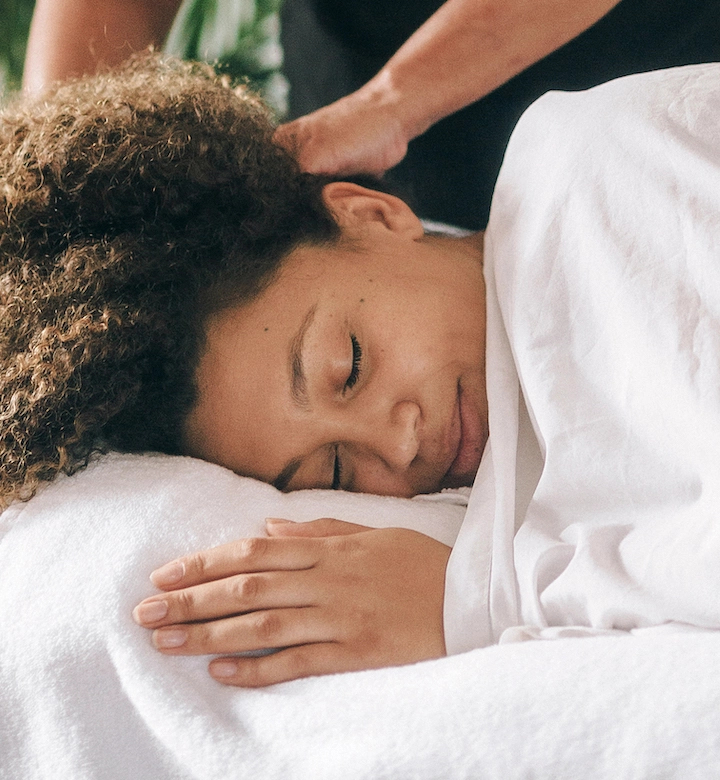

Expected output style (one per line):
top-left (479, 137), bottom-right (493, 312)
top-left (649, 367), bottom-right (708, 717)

top-left (149, 535), bottom-right (322, 590)
top-left (150, 607), bottom-right (330, 657)
top-left (133, 569), bottom-right (315, 628)
top-left (273, 117), bottom-right (330, 174)
top-left (149, 522), bottom-right (369, 593)
top-left (136, 527), bottom-right (450, 688)
top-left (272, 95), bottom-right (406, 178)
top-left (265, 517), bottom-right (370, 538)
top-left (209, 642), bottom-right (373, 688)
top-left (272, 122), bottom-right (298, 153)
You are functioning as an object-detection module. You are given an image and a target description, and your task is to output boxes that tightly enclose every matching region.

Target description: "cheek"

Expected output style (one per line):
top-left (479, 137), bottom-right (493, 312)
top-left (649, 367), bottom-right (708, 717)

top-left (391, 309), bottom-right (481, 368)
top-left (350, 459), bottom-right (418, 497)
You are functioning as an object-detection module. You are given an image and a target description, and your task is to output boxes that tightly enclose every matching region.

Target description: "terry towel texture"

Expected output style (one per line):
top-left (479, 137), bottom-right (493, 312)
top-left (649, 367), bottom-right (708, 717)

top-left (2, 453), bottom-right (720, 778)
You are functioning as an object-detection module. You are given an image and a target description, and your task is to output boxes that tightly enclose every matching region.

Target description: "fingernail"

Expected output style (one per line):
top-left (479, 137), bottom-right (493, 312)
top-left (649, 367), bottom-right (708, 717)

top-left (210, 660), bottom-right (238, 678)
top-left (133, 600), bottom-right (168, 625)
top-left (265, 517), bottom-right (294, 525)
top-left (150, 560), bottom-right (185, 587)
top-left (153, 628), bottom-right (187, 649)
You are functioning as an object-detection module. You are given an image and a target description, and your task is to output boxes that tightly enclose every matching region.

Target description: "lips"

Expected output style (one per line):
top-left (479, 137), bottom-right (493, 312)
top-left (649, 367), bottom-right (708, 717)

top-left (442, 384), bottom-right (485, 488)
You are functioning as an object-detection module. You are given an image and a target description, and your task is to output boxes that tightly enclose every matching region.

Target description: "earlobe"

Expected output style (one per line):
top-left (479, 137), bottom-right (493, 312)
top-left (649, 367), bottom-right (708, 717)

top-left (322, 182), bottom-right (424, 239)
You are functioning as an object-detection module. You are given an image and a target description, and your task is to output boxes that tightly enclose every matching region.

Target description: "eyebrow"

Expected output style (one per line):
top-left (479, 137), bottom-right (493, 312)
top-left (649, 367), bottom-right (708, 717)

top-left (272, 304), bottom-right (317, 490)
top-left (289, 304), bottom-right (317, 409)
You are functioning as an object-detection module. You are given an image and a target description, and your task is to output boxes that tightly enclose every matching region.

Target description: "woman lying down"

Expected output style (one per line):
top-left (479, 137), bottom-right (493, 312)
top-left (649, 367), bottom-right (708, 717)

top-left (2, 54), bottom-right (719, 687)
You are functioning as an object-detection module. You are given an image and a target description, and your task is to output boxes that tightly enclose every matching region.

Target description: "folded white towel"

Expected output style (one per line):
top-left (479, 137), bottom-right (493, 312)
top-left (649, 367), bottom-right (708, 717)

top-left (2, 452), bottom-right (720, 778)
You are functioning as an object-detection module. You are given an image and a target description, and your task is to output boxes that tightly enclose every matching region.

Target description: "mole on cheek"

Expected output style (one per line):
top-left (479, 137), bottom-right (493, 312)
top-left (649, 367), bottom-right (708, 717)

top-left (263, 327), bottom-right (269, 332)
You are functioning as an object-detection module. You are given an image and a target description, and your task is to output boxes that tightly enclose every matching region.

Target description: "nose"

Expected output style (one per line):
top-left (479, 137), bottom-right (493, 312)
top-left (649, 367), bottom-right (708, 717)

top-left (371, 400), bottom-right (421, 471)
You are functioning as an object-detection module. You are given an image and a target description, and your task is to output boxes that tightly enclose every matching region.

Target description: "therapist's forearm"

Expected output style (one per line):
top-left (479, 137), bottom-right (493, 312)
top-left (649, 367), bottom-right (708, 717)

top-left (22, 0), bottom-right (181, 93)
top-left (367, 0), bottom-right (623, 142)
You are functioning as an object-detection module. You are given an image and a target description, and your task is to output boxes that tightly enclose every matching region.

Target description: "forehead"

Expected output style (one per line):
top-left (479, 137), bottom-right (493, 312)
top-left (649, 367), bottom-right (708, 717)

top-left (225, 241), bottom-right (368, 328)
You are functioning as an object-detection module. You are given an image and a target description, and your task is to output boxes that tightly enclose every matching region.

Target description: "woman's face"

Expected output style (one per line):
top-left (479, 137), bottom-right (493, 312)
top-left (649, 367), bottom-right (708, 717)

top-left (183, 187), bottom-right (488, 497)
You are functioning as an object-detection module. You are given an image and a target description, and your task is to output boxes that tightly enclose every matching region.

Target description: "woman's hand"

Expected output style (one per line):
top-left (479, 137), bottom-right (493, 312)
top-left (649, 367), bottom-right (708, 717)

top-left (132, 518), bottom-right (451, 687)
top-left (274, 82), bottom-right (410, 178)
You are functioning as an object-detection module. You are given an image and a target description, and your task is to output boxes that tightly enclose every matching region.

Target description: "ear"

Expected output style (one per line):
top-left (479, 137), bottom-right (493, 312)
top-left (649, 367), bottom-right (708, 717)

top-left (322, 182), bottom-right (424, 240)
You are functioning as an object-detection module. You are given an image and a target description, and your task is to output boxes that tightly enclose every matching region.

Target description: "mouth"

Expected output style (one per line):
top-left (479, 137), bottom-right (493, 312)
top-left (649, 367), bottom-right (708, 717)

top-left (441, 383), bottom-right (485, 489)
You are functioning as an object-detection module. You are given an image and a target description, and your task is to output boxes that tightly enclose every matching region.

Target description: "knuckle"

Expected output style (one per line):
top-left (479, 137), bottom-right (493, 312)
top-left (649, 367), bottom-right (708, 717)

top-left (233, 660), bottom-right (267, 688)
top-left (240, 536), bottom-right (268, 562)
top-left (179, 621), bottom-right (209, 653)
top-left (232, 647), bottom-right (329, 688)
top-left (342, 604), bottom-right (376, 642)
top-left (174, 587), bottom-right (196, 620)
top-left (243, 649), bottom-right (314, 687)
top-left (327, 534), bottom-right (362, 559)
top-left (231, 574), bottom-right (260, 605)
top-left (183, 551), bottom-right (208, 581)
top-left (191, 623), bottom-right (212, 651)
top-left (251, 611), bottom-right (283, 645)
top-left (283, 647), bottom-right (314, 680)
top-left (332, 532), bottom-right (361, 561)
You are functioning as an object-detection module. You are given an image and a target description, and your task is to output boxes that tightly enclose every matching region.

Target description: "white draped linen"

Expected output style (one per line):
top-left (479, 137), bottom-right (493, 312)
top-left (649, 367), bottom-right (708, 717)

top-left (445, 63), bottom-right (720, 653)
top-left (4, 453), bottom-right (720, 779)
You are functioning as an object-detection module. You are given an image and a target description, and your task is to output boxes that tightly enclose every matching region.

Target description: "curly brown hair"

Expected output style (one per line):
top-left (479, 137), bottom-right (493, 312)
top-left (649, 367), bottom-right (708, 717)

top-left (0, 53), bottom-right (341, 508)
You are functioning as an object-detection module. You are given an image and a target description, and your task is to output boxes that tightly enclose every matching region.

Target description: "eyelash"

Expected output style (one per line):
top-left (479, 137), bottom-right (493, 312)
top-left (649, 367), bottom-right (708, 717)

top-left (333, 335), bottom-right (362, 489)
top-left (344, 334), bottom-right (363, 392)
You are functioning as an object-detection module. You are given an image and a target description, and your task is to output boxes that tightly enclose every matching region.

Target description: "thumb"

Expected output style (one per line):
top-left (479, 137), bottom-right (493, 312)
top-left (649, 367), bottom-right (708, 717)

top-left (265, 517), bottom-right (370, 537)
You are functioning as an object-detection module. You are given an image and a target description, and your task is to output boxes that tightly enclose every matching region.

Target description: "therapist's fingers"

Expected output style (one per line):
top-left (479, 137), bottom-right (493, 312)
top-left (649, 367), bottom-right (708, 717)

top-left (151, 607), bottom-right (330, 656)
top-left (133, 569), bottom-right (314, 628)
top-left (273, 90), bottom-right (409, 178)
top-left (149, 535), bottom-right (325, 590)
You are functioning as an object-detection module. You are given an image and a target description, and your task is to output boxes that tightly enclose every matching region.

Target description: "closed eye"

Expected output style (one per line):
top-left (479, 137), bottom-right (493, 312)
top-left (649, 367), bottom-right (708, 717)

top-left (344, 335), bottom-right (362, 392)
top-left (333, 336), bottom-right (361, 488)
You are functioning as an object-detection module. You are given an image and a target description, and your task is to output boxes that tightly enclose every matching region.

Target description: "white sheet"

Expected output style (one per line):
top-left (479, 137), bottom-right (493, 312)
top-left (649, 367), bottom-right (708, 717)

top-left (445, 63), bottom-right (720, 652)
top-left (3, 452), bottom-right (720, 779)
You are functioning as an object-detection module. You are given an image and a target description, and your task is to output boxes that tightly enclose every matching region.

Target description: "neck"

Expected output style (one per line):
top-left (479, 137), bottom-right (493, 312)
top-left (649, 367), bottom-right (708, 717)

top-left (421, 229), bottom-right (484, 267)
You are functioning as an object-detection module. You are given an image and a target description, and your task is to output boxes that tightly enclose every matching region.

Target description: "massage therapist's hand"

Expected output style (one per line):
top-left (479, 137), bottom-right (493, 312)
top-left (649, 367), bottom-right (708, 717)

top-left (274, 0), bottom-right (625, 179)
top-left (132, 518), bottom-right (450, 687)
top-left (274, 83), bottom-right (410, 178)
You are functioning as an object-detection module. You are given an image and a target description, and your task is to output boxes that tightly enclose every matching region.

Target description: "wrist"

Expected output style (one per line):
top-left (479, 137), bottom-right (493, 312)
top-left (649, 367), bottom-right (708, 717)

top-left (359, 68), bottom-right (431, 146)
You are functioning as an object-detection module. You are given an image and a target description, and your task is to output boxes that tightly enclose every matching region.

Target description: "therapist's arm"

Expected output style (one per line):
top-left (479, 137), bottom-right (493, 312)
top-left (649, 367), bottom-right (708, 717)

top-left (22, 0), bottom-right (181, 93)
top-left (275, 0), bottom-right (622, 176)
